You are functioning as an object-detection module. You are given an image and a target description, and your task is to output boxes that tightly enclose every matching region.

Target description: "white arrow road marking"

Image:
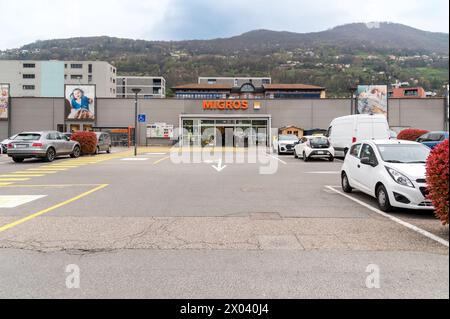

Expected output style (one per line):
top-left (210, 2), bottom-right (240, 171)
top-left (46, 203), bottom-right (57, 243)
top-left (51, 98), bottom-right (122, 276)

top-left (267, 154), bottom-right (287, 165)
top-left (211, 158), bottom-right (227, 172)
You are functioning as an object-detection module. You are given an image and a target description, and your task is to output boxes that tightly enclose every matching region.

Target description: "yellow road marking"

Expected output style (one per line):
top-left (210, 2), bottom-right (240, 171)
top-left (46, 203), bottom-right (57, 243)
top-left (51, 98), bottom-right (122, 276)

top-left (0, 184), bottom-right (108, 233)
top-left (29, 168), bottom-right (67, 171)
top-left (153, 156), bottom-right (170, 165)
top-left (0, 174), bottom-right (45, 177)
top-left (20, 171), bottom-right (58, 174)
top-left (0, 178), bottom-right (30, 181)
top-left (0, 183), bottom-right (104, 188)
top-left (0, 183), bottom-right (13, 186)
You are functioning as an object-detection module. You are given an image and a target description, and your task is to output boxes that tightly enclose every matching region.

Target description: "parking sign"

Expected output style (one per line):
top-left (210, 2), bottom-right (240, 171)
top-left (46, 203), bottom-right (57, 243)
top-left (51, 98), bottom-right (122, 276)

top-left (138, 114), bottom-right (147, 123)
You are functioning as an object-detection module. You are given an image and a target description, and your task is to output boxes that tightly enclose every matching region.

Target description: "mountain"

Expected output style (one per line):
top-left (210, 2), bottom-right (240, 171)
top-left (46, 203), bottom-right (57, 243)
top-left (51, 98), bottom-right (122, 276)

top-left (1, 22), bottom-right (448, 96)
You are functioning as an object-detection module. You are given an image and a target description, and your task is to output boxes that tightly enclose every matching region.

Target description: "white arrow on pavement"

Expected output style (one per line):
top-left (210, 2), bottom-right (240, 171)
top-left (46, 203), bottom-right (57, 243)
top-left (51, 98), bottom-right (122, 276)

top-left (211, 159), bottom-right (227, 172)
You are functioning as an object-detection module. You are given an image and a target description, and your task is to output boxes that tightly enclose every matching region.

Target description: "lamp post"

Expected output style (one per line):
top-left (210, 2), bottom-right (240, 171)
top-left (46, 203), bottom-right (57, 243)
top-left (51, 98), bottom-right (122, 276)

top-left (131, 88), bottom-right (142, 156)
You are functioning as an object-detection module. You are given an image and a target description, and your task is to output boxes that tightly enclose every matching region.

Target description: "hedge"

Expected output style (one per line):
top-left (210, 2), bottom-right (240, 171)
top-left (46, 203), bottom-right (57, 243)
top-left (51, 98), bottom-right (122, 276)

top-left (397, 128), bottom-right (429, 141)
top-left (71, 131), bottom-right (98, 155)
top-left (426, 139), bottom-right (449, 225)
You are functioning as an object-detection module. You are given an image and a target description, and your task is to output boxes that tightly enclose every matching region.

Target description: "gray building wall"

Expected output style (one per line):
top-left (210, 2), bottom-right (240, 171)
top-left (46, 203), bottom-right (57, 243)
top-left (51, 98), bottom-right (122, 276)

top-left (2, 97), bottom-right (446, 145)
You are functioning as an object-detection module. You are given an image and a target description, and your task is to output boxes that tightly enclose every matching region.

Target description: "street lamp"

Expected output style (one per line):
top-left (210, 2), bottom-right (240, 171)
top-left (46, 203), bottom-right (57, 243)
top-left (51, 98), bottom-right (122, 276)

top-left (131, 88), bottom-right (142, 156)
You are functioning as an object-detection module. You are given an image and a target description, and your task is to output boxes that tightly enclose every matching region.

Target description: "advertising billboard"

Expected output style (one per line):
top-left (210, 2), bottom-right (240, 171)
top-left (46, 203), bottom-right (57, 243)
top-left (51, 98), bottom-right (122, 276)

top-left (357, 85), bottom-right (388, 116)
top-left (65, 85), bottom-right (96, 120)
top-left (147, 123), bottom-right (174, 139)
top-left (0, 83), bottom-right (10, 120)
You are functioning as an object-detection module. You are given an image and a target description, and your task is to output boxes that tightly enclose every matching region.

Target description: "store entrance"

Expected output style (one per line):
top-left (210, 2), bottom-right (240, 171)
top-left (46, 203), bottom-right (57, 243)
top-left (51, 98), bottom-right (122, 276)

top-left (181, 116), bottom-right (271, 148)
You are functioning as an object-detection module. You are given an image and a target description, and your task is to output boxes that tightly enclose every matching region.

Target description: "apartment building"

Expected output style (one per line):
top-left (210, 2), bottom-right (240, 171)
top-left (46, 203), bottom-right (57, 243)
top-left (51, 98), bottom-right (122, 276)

top-left (198, 76), bottom-right (271, 87)
top-left (116, 76), bottom-right (166, 99)
top-left (388, 86), bottom-right (427, 98)
top-left (0, 60), bottom-right (117, 98)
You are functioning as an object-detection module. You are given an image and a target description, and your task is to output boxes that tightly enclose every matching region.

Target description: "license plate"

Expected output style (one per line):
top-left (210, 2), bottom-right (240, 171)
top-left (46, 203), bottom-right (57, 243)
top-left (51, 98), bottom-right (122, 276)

top-left (317, 151), bottom-right (324, 154)
top-left (15, 144), bottom-right (28, 148)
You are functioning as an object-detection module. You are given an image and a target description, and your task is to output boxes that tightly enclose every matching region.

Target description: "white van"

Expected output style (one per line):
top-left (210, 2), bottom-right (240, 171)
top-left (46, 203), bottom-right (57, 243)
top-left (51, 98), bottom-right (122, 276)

top-left (326, 114), bottom-right (390, 157)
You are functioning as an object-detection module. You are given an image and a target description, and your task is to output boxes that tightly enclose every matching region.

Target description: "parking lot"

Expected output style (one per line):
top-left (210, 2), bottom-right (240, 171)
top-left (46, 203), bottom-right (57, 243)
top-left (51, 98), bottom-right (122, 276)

top-left (0, 147), bottom-right (448, 298)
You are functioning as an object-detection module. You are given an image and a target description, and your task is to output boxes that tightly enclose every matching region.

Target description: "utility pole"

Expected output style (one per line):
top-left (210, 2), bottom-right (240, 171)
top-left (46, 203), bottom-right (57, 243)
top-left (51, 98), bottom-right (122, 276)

top-left (131, 88), bottom-right (142, 156)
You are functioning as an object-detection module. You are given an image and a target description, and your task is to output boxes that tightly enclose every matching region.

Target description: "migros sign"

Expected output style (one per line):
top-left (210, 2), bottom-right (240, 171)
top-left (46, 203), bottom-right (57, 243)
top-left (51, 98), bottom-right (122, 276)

top-left (202, 100), bottom-right (249, 110)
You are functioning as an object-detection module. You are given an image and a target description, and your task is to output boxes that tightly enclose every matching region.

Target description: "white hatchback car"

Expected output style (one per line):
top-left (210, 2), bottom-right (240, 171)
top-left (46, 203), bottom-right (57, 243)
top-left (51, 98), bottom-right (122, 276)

top-left (294, 135), bottom-right (335, 161)
top-left (341, 139), bottom-right (433, 212)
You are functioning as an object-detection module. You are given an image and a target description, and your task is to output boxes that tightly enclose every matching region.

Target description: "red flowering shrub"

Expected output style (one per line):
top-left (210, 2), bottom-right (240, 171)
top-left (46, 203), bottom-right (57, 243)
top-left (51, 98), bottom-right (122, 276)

top-left (71, 131), bottom-right (98, 155)
top-left (426, 139), bottom-right (449, 225)
top-left (397, 128), bottom-right (429, 141)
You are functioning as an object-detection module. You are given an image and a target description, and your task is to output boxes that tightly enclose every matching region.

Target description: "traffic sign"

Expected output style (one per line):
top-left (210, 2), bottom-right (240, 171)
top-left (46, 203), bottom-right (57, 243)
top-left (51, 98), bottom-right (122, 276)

top-left (138, 114), bottom-right (147, 123)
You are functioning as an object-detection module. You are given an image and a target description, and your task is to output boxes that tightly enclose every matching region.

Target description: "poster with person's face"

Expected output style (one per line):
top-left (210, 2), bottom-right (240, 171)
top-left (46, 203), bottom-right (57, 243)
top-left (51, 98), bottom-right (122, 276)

top-left (357, 85), bottom-right (388, 117)
top-left (0, 84), bottom-right (10, 120)
top-left (65, 85), bottom-right (96, 120)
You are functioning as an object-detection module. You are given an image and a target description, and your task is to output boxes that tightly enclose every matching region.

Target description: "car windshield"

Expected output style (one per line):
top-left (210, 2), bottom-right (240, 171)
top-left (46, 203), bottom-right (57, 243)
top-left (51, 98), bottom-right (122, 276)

top-left (14, 133), bottom-right (41, 141)
top-left (309, 137), bottom-right (329, 147)
top-left (377, 144), bottom-right (430, 163)
top-left (279, 135), bottom-right (298, 141)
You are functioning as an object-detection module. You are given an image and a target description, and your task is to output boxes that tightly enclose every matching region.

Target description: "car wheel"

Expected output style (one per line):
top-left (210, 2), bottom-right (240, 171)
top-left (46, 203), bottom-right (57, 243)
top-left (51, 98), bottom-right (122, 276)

top-left (12, 157), bottom-right (24, 163)
top-left (294, 150), bottom-right (298, 158)
top-left (44, 148), bottom-right (56, 162)
top-left (343, 148), bottom-right (349, 157)
top-left (303, 152), bottom-right (308, 162)
top-left (329, 156), bottom-right (334, 162)
top-left (376, 184), bottom-right (393, 212)
top-left (341, 172), bottom-right (352, 193)
top-left (95, 146), bottom-right (99, 155)
top-left (70, 146), bottom-right (81, 158)
top-left (106, 146), bottom-right (111, 154)
top-left (278, 147), bottom-right (282, 155)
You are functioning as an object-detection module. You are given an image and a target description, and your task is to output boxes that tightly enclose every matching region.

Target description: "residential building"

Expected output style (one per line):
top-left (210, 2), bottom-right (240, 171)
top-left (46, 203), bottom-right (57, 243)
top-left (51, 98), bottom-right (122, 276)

top-left (388, 87), bottom-right (427, 98)
top-left (173, 81), bottom-right (326, 99)
top-left (198, 76), bottom-right (272, 87)
top-left (116, 76), bottom-right (166, 99)
top-left (0, 60), bottom-right (117, 98)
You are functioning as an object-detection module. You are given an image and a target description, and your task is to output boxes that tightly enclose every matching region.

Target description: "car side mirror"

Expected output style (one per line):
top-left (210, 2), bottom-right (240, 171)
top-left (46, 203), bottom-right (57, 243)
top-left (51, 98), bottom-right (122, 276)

top-left (360, 157), bottom-right (372, 165)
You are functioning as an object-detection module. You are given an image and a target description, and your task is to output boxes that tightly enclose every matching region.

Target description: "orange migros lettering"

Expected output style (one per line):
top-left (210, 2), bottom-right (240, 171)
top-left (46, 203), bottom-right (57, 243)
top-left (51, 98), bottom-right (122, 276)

top-left (202, 100), bottom-right (249, 110)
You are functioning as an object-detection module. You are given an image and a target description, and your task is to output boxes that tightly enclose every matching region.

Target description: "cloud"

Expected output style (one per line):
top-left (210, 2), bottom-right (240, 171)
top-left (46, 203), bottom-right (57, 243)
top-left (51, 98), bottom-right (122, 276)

top-left (0, 0), bottom-right (448, 49)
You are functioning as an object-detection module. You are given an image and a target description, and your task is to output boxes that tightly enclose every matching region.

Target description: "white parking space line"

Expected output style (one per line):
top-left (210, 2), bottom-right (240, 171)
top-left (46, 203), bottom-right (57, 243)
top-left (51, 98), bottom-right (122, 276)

top-left (0, 195), bottom-right (47, 208)
top-left (266, 154), bottom-right (287, 165)
top-left (325, 185), bottom-right (449, 247)
top-left (305, 171), bottom-right (341, 174)
top-left (120, 158), bottom-right (150, 161)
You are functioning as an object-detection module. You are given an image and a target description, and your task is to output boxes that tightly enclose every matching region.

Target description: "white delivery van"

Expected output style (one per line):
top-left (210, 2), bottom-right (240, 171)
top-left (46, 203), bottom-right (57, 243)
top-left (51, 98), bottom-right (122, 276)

top-left (326, 114), bottom-right (390, 157)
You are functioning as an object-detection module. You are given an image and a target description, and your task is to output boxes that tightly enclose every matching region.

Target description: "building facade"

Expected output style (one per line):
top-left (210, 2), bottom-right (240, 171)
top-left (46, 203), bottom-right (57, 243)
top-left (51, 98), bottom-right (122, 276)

top-left (116, 76), bottom-right (166, 99)
top-left (198, 76), bottom-right (271, 87)
top-left (1, 97), bottom-right (446, 147)
top-left (173, 82), bottom-right (326, 100)
top-left (389, 87), bottom-right (427, 98)
top-left (0, 60), bottom-right (117, 98)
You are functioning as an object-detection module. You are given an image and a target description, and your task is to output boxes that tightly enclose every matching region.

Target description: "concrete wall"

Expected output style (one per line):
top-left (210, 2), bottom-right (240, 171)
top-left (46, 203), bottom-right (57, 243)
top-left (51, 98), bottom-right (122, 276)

top-left (2, 97), bottom-right (446, 144)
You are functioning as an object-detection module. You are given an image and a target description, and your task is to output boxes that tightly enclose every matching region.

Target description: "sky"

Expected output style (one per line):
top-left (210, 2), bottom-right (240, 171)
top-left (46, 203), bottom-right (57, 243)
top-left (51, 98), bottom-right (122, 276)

top-left (0, 0), bottom-right (448, 50)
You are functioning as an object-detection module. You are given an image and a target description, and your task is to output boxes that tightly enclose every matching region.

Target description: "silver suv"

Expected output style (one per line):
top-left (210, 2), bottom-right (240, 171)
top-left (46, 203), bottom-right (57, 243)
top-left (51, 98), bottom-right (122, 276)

top-left (7, 131), bottom-right (81, 163)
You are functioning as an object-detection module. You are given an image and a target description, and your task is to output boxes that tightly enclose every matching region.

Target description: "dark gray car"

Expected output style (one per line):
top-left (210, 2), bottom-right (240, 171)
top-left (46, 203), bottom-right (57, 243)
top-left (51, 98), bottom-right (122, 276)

top-left (7, 131), bottom-right (81, 163)
top-left (95, 132), bottom-right (112, 154)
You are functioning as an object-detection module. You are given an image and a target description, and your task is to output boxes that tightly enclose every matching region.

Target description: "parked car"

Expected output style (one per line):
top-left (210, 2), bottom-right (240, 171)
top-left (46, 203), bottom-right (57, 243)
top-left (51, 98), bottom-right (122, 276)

top-left (294, 135), bottom-right (335, 161)
top-left (0, 134), bottom-right (17, 154)
top-left (341, 139), bottom-right (433, 212)
top-left (326, 114), bottom-right (390, 157)
top-left (416, 131), bottom-right (449, 149)
top-left (389, 130), bottom-right (398, 139)
top-left (273, 134), bottom-right (299, 154)
top-left (7, 131), bottom-right (81, 163)
top-left (95, 132), bottom-right (112, 154)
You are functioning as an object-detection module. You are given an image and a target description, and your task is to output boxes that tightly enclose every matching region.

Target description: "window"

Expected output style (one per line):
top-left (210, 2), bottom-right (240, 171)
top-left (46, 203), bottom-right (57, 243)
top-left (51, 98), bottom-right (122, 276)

top-left (23, 63), bottom-right (35, 68)
top-left (88, 64), bottom-right (93, 73)
top-left (22, 85), bottom-right (35, 90)
top-left (71, 75), bottom-right (83, 80)
top-left (349, 144), bottom-right (361, 157)
top-left (360, 144), bottom-right (378, 165)
top-left (262, 79), bottom-right (271, 84)
top-left (64, 74), bottom-right (68, 80)
top-left (23, 74), bottom-right (35, 79)
top-left (71, 64), bottom-right (83, 69)
top-left (404, 89), bottom-right (418, 97)
top-left (88, 75), bottom-right (93, 82)
top-left (64, 64), bottom-right (67, 69)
